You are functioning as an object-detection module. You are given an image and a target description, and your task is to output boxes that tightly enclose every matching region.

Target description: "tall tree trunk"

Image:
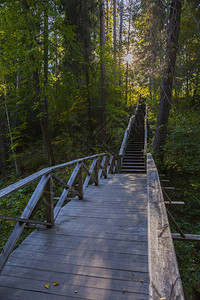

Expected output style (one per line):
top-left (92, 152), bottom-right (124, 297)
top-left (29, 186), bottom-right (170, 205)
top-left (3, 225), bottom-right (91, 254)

top-left (100, 0), bottom-right (106, 141)
top-left (113, 0), bottom-right (117, 62)
top-left (0, 107), bottom-right (7, 174)
top-left (119, 0), bottom-right (123, 46)
top-left (84, 30), bottom-right (93, 135)
top-left (125, 7), bottom-right (131, 103)
top-left (42, 2), bottom-right (55, 165)
top-left (119, 0), bottom-right (124, 86)
top-left (153, 0), bottom-right (182, 154)
top-left (149, 0), bottom-right (165, 99)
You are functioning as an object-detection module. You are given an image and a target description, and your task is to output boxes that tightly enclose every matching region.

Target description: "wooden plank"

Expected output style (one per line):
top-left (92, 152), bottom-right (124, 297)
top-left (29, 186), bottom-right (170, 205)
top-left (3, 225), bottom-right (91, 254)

top-left (0, 215), bottom-right (51, 226)
top-left (18, 234), bottom-right (148, 255)
top-left (53, 215), bottom-right (147, 226)
top-left (165, 201), bottom-right (185, 205)
top-left (83, 158), bottom-right (98, 193)
top-left (147, 153), bottom-right (184, 300)
top-left (2, 264), bottom-right (149, 285)
top-left (51, 173), bottom-right (70, 189)
top-left (53, 188), bottom-right (68, 221)
top-left (77, 163), bottom-right (83, 200)
top-left (9, 250), bottom-right (148, 272)
top-left (94, 158), bottom-right (99, 186)
top-left (13, 241), bottom-right (148, 260)
top-left (54, 163), bottom-right (82, 219)
top-left (39, 228), bottom-right (148, 242)
top-left (56, 211), bottom-right (147, 220)
top-left (119, 129), bottom-right (129, 157)
top-left (0, 275), bottom-right (148, 300)
top-left (13, 245), bottom-right (148, 264)
top-left (0, 287), bottom-right (84, 300)
top-left (172, 233), bottom-right (200, 241)
top-left (0, 266), bottom-right (149, 294)
top-left (44, 175), bottom-right (54, 227)
top-left (0, 174), bottom-right (50, 272)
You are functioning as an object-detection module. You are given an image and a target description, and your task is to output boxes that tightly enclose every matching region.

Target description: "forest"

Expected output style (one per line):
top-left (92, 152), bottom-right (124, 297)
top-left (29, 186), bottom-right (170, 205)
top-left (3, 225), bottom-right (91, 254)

top-left (0, 0), bottom-right (200, 298)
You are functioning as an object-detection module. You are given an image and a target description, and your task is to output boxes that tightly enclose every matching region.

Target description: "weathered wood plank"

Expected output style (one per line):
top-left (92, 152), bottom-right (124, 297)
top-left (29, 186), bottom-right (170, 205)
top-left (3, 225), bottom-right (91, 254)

top-left (172, 233), bottom-right (200, 241)
top-left (44, 175), bottom-right (54, 227)
top-left (0, 215), bottom-right (51, 226)
top-left (8, 251), bottom-right (148, 273)
top-left (17, 234), bottom-right (148, 255)
top-left (38, 228), bottom-right (148, 242)
top-left (54, 163), bottom-right (83, 219)
top-left (147, 153), bottom-right (184, 300)
top-left (0, 275), bottom-right (149, 300)
top-left (2, 264), bottom-right (149, 285)
top-left (0, 268), bottom-right (149, 294)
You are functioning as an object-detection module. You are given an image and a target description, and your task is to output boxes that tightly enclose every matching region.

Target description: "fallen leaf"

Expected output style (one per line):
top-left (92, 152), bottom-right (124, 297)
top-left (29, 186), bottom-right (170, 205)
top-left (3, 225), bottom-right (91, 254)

top-left (45, 284), bottom-right (50, 289)
top-left (54, 228), bottom-right (59, 231)
top-left (53, 281), bottom-right (59, 286)
top-left (73, 217), bottom-right (76, 219)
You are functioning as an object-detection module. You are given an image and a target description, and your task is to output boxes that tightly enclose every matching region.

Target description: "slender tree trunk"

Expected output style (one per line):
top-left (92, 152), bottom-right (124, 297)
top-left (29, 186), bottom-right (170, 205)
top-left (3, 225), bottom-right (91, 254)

top-left (119, 0), bottom-right (123, 46)
top-left (119, 0), bottom-right (124, 86)
top-left (149, 0), bottom-right (165, 99)
top-left (85, 37), bottom-right (93, 135)
top-left (113, 0), bottom-right (117, 62)
top-left (125, 8), bottom-right (131, 103)
top-left (0, 107), bottom-right (7, 174)
top-left (3, 79), bottom-right (18, 174)
top-left (100, 0), bottom-right (106, 141)
top-left (42, 2), bottom-right (55, 165)
top-left (153, 0), bottom-right (182, 153)
top-left (106, 0), bottom-right (109, 35)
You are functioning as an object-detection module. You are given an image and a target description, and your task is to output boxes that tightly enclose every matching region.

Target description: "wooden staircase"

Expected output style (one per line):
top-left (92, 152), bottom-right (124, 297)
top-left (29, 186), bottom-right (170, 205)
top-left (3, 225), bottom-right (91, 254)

top-left (120, 104), bottom-right (146, 174)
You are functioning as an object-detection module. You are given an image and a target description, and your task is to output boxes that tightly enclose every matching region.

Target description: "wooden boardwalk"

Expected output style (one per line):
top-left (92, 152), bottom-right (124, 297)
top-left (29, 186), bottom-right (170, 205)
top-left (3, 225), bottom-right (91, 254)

top-left (0, 173), bottom-right (149, 300)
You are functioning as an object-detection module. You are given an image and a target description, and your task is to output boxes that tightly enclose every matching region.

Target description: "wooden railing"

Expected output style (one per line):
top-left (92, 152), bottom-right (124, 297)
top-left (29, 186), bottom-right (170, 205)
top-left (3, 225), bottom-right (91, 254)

top-left (118, 105), bottom-right (139, 168)
top-left (144, 106), bottom-right (148, 156)
top-left (0, 153), bottom-right (118, 272)
top-left (147, 153), bottom-right (184, 299)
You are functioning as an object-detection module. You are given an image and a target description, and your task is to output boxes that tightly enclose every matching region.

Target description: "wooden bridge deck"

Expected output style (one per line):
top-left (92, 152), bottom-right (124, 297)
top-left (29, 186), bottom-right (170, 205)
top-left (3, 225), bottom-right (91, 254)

top-left (0, 173), bottom-right (149, 300)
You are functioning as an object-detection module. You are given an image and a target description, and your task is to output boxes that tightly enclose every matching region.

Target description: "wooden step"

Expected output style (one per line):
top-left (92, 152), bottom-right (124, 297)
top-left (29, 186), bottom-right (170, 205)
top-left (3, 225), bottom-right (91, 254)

top-left (120, 169), bottom-right (146, 173)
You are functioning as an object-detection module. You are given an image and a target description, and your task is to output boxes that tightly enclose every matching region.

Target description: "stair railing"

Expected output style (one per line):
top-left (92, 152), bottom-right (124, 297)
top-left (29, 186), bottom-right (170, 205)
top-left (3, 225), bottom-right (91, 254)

top-left (118, 104), bottom-right (140, 169)
top-left (0, 153), bottom-right (118, 272)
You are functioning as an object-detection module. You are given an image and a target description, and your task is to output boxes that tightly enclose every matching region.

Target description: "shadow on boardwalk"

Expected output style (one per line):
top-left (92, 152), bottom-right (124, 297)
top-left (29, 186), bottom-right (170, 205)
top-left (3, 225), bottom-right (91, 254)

top-left (0, 173), bottom-right (149, 300)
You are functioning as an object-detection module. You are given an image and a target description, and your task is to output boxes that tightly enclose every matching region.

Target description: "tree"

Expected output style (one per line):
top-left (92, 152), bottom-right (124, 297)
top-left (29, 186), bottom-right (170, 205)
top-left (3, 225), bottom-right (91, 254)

top-left (153, 0), bottom-right (183, 154)
top-left (100, 0), bottom-right (107, 140)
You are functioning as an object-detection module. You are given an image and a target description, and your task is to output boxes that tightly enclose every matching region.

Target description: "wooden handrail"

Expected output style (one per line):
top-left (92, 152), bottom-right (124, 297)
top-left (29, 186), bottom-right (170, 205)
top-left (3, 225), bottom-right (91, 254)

top-left (0, 153), bottom-right (118, 272)
top-left (144, 106), bottom-right (148, 159)
top-left (0, 153), bottom-right (108, 200)
top-left (147, 153), bottom-right (184, 298)
top-left (118, 99), bottom-right (144, 166)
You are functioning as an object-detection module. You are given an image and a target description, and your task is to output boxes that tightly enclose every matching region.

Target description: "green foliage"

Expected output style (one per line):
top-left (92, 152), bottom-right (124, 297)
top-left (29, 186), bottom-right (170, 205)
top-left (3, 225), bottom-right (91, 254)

top-left (164, 107), bottom-right (200, 174)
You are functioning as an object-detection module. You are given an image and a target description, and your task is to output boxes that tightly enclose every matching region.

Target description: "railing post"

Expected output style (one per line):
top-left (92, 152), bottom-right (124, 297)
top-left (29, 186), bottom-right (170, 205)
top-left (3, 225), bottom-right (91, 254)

top-left (77, 163), bottom-right (83, 199)
top-left (103, 155), bottom-right (108, 179)
top-left (94, 158), bottom-right (99, 185)
top-left (110, 155), bottom-right (114, 174)
top-left (45, 174), bottom-right (54, 227)
top-left (118, 155), bottom-right (122, 172)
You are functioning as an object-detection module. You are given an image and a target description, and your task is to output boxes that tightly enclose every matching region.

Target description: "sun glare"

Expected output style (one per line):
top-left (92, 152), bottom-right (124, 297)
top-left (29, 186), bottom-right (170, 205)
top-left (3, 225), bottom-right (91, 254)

top-left (124, 53), bottom-right (133, 63)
